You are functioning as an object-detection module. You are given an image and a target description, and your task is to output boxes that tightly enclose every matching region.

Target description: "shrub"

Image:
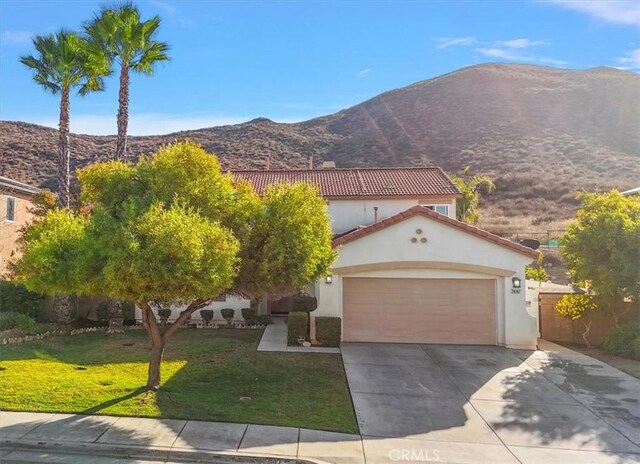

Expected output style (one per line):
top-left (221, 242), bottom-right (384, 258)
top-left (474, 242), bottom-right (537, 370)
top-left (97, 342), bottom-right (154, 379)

top-left (0, 312), bottom-right (38, 334)
top-left (95, 301), bottom-right (109, 321)
top-left (0, 281), bottom-right (44, 320)
top-left (241, 307), bottom-right (257, 321)
top-left (555, 294), bottom-right (598, 348)
top-left (200, 309), bottom-right (214, 325)
top-left (221, 308), bottom-right (235, 326)
top-left (257, 315), bottom-right (273, 326)
top-left (291, 294), bottom-right (317, 312)
top-left (315, 316), bottom-right (341, 347)
top-left (158, 308), bottom-right (172, 325)
top-left (287, 311), bottom-right (308, 346)
top-left (604, 323), bottom-right (640, 361)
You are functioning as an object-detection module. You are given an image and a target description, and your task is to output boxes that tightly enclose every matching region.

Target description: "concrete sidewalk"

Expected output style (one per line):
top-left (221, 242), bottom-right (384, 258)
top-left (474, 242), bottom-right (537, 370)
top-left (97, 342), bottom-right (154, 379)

top-left (256, 317), bottom-right (340, 353)
top-left (0, 411), bottom-right (363, 464)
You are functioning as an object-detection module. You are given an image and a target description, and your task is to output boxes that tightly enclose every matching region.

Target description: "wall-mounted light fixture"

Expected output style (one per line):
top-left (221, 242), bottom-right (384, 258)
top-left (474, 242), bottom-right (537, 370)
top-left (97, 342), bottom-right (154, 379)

top-left (325, 275), bottom-right (333, 284)
top-left (512, 277), bottom-right (522, 289)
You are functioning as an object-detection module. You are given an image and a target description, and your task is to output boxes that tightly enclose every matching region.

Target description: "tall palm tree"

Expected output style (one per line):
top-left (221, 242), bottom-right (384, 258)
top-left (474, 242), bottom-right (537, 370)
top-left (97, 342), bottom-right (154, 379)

top-left (21, 30), bottom-right (108, 327)
top-left (85, 2), bottom-right (170, 160)
top-left (21, 30), bottom-right (108, 207)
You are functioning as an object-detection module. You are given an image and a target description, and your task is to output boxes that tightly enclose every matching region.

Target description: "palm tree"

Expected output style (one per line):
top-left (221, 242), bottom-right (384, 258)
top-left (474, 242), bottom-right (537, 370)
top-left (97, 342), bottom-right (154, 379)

top-left (21, 30), bottom-right (108, 327)
top-left (85, 2), bottom-right (170, 161)
top-left (21, 30), bottom-right (108, 207)
top-left (450, 166), bottom-right (495, 225)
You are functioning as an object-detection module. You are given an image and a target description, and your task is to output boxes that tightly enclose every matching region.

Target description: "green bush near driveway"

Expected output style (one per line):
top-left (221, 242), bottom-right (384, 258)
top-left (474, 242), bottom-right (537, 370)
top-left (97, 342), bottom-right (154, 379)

top-left (0, 329), bottom-right (358, 433)
top-left (604, 322), bottom-right (640, 361)
top-left (287, 311), bottom-right (308, 345)
top-left (315, 317), bottom-right (341, 347)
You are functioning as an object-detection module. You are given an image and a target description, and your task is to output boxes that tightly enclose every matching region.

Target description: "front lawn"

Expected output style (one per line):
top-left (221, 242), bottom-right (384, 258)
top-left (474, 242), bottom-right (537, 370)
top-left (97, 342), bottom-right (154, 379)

top-left (0, 329), bottom-right (358, 433)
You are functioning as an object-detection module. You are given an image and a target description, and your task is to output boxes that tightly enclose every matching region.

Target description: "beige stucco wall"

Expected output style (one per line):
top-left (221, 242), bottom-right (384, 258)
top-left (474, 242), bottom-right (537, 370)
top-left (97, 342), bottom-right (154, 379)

top-left (0, 191), bottom-right (36, 277)
top-left (327, 196), bottom-right (457, 234)
top-left (313, 214), bottom-right (537, 349)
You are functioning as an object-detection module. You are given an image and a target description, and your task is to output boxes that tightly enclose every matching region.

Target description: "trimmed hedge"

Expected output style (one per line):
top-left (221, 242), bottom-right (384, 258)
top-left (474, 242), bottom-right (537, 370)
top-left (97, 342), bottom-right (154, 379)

top-left (291, 294), bottom-right (317, 312)
top-left (604, 322), bottom-right (640, 361)
top-left (200, 309), bottom-right (214, 324)
top-left (0, 281), bottom-right (44, 320)
top-left (242, 307), bottom-right (257, 322)
top-left (221, 308), bottom-right (235, 326)
top-left (315, 317), bottom-right (341, 347)
top-left (287, 311), bottom-right (308, 346)
top-left (0, 312), bottom-right (38, 334)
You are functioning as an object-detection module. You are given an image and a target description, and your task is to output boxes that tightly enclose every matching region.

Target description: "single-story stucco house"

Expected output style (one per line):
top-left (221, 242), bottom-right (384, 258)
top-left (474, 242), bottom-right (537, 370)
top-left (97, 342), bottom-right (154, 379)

top-left (137, 166), bottom-right (539, 349)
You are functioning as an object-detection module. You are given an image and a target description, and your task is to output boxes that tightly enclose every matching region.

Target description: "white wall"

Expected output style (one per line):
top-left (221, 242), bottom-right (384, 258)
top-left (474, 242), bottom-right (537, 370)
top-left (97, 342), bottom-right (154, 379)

top-left (327, 197), bottom-right (456, 235)
top-left (134, 295), bottom-right (251, 322)
top-left (314, 214), bottom-right (537, 348)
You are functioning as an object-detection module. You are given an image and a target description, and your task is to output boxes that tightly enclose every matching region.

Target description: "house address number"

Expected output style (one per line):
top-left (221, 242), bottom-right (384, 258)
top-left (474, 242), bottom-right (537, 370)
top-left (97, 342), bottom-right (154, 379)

top-left (511, 289), bottom-right (521, 294)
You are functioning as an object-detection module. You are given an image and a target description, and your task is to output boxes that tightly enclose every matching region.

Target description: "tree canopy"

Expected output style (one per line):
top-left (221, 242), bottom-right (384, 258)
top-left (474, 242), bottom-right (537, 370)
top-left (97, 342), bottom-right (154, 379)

top-left (13, 142), bottom-right (336, 388)
top-left (560, 190), bottom-right (640, 325)
top-left (449, 166), bottom-right (495, 225)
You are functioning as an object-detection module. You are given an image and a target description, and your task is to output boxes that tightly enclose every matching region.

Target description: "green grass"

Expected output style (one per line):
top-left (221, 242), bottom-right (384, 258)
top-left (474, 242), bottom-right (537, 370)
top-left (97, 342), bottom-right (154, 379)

top-left (0, 329), bottom-right (358, 433)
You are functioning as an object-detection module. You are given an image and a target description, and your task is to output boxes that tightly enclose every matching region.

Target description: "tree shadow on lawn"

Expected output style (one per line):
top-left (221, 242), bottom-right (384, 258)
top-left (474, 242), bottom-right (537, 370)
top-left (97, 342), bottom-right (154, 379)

top-left (0, 328), bottom-right (358, 434)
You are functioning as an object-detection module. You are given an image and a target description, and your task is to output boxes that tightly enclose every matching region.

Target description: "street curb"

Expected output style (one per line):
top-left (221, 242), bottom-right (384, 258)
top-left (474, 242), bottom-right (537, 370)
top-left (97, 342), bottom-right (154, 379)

top-left (1, 439), bottom-right (324, 464)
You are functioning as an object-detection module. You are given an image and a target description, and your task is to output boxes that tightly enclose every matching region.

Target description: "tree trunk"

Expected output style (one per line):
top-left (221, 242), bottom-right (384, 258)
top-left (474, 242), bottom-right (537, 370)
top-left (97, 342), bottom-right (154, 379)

top-left (147, 340), bottom-right (165, 390)
top-left (57, 86), bottom-right (71, 207)
top-left (116, 64), bottom-right (130, 161)
top-left (139, 299), bottom-right (210, 389)
top-left (107, 299), bottom-right (125, 334)
top-left (53, 294), bottom-right (74, 328)
top-left (581, 319), bottom-right (593, 349)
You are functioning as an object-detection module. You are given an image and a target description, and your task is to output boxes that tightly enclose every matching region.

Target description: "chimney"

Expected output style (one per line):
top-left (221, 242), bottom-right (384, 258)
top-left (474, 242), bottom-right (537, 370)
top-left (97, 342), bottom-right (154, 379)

top-left (321, 161), bottom-right (336, 169)
top-left (307, 155), bottom-right (313, 169)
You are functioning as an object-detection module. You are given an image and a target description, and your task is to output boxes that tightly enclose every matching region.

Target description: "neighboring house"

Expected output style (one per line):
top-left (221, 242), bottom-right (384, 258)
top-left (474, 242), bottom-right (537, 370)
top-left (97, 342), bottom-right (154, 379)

top-left (138, 166), bottom-right (539, 348)
top-left (0, 176), bottom-right (40, 277)
top-left (622, 187), bottom-right (640, 197)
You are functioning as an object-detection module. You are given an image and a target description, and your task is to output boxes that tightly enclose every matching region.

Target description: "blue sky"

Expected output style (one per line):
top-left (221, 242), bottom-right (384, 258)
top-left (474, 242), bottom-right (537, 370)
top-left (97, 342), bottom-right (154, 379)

top-left (1, 0), bottom-right (638, 135)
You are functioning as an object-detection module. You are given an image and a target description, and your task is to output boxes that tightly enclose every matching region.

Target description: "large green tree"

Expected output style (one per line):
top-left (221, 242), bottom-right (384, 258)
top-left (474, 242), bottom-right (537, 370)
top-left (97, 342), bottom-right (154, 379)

top-left (84, 2), bottom-right (169, 160)
top-left (13, 142), bottom-right (336, 389)
top-left (560, 191), bottom-right (640, 326)
top-left (20, 30), bottom-right (109, 207)
top-left (449, 166), bottom-right (495, 225)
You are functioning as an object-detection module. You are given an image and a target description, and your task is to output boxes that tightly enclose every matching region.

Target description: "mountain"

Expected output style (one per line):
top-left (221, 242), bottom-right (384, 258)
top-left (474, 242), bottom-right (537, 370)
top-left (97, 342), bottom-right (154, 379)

top-left (1, 63), bottom-right (639, 228)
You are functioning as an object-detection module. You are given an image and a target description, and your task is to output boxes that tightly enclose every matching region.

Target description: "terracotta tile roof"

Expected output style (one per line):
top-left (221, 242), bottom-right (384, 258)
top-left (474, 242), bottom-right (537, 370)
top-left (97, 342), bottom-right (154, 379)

top-left (332, 205), bottom-right (540, 259)
top-left (231, 167), bottom-right (461, 198)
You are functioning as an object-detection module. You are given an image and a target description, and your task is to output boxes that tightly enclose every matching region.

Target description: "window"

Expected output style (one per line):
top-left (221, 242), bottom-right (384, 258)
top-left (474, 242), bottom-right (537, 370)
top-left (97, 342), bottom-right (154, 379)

top-left (5, 197), bottom-right (15, 222)
top-left (423, 204), bottom-right (449, 216)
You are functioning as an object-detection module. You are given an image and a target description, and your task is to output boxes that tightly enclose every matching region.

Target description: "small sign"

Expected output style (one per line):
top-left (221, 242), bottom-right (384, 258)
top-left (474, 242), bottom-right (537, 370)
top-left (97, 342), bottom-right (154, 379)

top-left (511, 289), bottom-right (521, 294)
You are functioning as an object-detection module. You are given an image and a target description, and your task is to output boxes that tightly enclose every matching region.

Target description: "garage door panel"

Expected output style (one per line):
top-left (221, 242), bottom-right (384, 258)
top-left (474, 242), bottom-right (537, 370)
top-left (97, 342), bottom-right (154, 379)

top-left (343, 278), bottom-right (496, 344)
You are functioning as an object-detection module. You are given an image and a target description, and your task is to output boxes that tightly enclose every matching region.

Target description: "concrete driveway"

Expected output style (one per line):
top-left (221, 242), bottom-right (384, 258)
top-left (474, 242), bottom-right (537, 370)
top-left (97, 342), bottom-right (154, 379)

top-left (342, 340), bottom-right (640, 463)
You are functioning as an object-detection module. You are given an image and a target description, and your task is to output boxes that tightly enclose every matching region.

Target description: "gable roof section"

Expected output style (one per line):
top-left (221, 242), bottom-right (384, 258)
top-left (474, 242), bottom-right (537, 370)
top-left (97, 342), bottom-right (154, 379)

top-left (231, 167), bottom-right (461, 198)
top-left (0, 176), bottom-right (40, 196)
top-left (332, 205), bottom-right (539, 258)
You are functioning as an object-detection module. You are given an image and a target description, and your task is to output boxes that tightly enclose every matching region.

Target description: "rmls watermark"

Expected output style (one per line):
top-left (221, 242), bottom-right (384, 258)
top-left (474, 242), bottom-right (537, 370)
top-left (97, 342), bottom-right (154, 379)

top-left (389, 448), bottom-right (440, 462)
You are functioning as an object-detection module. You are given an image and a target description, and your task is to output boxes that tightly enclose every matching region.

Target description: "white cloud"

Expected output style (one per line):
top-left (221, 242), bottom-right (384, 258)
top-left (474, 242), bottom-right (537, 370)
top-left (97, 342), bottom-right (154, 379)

top-left (357, 68), bottom-right (373, 78)
top-left (474, 37), bottom-right (568, 66)
top-left (495, 39), bottom-right (547, 49)
top-left (544, 0), bottom-right (640, 27)
top-left (434, 37), bottom-right (477, 49)
top-left (617, 48), bottom-right (640, 69)
top-left (26, 113), bottom-right (306, 135)
top-left (1, 31), bottom-right (32, 46)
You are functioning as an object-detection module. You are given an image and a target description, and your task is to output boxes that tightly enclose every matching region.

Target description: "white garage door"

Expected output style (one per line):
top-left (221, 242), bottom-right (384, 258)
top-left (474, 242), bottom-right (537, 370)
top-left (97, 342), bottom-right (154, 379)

top-left (343, 277), bottom-right (496, 344)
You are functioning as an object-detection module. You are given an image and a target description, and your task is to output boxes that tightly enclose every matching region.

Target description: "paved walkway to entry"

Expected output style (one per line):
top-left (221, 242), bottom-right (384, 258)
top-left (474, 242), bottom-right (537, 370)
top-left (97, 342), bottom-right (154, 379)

top-left (257, 317), bottom-right (340, 353)
top-left (342, 339), bottom-right (640, 464)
